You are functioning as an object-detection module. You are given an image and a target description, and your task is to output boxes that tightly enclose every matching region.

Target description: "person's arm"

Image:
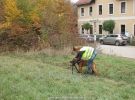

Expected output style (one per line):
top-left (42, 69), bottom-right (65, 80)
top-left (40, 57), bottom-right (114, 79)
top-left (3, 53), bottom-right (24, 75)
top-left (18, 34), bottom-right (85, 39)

top-left (75, 51), bottom-right (85, 61)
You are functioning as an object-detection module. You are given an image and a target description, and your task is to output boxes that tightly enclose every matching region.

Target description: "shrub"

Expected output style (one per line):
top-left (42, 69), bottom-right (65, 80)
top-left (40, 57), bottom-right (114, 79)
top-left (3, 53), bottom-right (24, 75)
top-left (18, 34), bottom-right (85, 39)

top-left (82, 23), bottom-right (92, 34)
top-left (103, 20), bottom-right (115, 34)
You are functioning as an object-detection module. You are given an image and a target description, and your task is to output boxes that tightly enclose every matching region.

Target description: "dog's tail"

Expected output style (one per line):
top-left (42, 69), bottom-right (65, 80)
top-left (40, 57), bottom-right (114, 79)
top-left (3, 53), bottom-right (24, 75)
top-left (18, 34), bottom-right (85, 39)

top-left (92, 62), bottom-right (99, 76)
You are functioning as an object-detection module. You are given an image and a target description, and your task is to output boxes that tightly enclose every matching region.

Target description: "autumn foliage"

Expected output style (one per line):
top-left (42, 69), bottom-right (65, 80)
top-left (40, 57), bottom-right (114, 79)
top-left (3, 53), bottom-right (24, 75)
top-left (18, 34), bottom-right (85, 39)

top-left (0, 0), bottom-right (77, 51)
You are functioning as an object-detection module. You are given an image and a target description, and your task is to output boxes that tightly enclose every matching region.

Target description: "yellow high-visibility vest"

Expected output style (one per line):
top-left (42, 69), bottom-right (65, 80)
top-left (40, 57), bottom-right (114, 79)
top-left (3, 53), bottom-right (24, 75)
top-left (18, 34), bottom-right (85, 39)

top-left (81, 47), bottom-right (94, 60)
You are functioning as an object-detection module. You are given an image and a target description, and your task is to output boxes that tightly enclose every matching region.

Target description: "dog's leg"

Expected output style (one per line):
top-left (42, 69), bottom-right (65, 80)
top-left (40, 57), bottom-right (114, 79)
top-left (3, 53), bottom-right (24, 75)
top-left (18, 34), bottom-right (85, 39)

top-left (92, 63), bottom-right (98, 76)
top-left (78, 62), bottom-right (83, 73)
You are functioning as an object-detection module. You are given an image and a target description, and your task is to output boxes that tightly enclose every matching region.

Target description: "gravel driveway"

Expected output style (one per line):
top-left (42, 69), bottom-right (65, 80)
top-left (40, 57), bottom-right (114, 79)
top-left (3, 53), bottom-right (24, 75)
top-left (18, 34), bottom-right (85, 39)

top-left (98, 45), bottom-right (135, 59)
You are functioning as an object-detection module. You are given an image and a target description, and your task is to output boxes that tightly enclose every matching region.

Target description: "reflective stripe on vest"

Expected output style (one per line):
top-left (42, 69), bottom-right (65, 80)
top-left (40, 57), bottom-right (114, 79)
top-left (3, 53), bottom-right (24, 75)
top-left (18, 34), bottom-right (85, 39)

top-left (82, 48), bottom-right (94, 60)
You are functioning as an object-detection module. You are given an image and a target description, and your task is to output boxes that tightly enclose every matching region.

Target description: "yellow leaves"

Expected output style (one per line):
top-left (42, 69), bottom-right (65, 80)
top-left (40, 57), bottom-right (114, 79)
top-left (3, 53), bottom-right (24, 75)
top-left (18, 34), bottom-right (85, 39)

top-left (0, 22), bottom-right (11, 29)
top-left (36, 0), bottom-right (46, 11)
top-left (4, 0), bottom-right (21, 23)
top-left (3, 0), bottom-right (41, 26)
top-left (29, 11), bottom-right (40, 24)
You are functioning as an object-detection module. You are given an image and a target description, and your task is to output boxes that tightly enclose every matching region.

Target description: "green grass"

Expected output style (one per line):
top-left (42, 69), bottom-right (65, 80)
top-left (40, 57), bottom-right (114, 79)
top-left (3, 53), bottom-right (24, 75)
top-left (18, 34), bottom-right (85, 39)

top-left (0, 52), bottom-right (135, 100)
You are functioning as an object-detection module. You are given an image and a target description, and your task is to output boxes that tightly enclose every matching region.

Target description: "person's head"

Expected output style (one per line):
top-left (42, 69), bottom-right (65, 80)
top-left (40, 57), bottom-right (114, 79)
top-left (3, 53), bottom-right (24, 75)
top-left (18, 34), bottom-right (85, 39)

top-left (73, 46), bottom-right (81, 52)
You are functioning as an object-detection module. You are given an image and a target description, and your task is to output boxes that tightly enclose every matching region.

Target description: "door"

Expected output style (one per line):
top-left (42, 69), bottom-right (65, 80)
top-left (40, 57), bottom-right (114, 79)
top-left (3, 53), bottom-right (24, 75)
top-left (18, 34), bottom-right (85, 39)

top-left (90, 25), bottom-right (93, 34)
top-left (121, 25), bottom-right (125, 34)
top-left (99, 25), bottom-right (102, 34)
top-left (104, 35), bottom-right (111, 44)
top-left (82, 27), bottom-right (84, 34)
top-left (111, 35), bottom-right (118, 44)
top-left (107, 35), bottom-right (115, 44)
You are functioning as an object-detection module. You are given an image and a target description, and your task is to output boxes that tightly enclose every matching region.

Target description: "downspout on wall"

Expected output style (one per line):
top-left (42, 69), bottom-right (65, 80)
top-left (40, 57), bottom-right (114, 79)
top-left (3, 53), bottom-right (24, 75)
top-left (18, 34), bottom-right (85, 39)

top-left (134, 0), bottom-right (135, 15)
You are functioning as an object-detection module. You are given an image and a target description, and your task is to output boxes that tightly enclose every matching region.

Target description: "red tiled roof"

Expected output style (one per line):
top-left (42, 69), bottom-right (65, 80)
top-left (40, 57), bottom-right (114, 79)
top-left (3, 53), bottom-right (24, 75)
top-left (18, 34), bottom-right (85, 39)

top-left (76, 0), bottom-right (95, 6)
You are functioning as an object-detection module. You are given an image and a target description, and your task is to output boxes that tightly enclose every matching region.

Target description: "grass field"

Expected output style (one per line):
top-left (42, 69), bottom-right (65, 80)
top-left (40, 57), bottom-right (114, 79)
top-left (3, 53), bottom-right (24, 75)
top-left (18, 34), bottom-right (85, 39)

top-left (0, 51), bottom-right (135, 100)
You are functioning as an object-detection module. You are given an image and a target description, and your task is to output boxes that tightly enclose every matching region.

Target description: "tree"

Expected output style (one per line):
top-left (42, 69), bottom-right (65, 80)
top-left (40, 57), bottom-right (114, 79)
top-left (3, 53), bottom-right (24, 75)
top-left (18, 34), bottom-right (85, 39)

top-left (0, 0), bottom-right (4, 22)
top-left (41, 0), bottom-right (77, 47)
top-left (4, 0), bottom-right (21, 26)
top-left (0, 0), bottom-right (77, 50)
top-left (82, 23), bottom-right (92, 34)
top-left (102, 20), bottom-right (115, 34)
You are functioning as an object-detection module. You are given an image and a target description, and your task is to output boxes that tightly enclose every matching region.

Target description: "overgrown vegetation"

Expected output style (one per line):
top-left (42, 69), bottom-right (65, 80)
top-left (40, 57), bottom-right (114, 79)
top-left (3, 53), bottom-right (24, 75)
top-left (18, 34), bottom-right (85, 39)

top-left (0, 52), bottom-right (135, 100)
top-left (0, 0), bottom-right (78, 51)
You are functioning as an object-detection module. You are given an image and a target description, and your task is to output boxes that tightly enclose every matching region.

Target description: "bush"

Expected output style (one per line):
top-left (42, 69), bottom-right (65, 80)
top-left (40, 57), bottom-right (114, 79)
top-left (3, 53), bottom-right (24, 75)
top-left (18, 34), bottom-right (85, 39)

top-left (103, 20), bottom-right (115, 34)
top-left (82, 23), bottom-right (92, 34)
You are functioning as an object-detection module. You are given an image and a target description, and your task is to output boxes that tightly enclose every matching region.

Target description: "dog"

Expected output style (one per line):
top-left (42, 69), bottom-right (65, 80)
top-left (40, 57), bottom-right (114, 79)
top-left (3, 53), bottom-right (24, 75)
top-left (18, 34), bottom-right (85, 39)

top-left (70, 59), bottom-right (98, 75)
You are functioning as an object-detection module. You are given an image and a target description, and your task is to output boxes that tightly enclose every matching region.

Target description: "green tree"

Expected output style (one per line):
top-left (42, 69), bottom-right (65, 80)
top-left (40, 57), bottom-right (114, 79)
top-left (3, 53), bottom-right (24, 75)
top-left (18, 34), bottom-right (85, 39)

top-left (102, 20), bottom-right (115, 34)
top-left (82, 23), bottom-right (92, 34)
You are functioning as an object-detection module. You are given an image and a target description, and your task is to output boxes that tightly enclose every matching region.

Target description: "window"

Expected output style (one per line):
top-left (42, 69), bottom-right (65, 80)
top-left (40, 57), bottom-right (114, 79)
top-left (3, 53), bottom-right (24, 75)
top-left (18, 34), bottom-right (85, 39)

top-left (121, 25), bottom-right (125, 34)
top-left (99, 5), bottom-right (102, 15)
top-left (82, 27), bottom-right (84, 34)
top-left (121, 2), bottom-right (126, 13)
top-left (99, 25), bottom-right (102, 34)
top-left (89, 7), bottom-right (92, 16)
top-left (106, 35), bottom-right (110, 37)
top-left (110, 35), bottom-right (114, 37)
top-left (113, 35), bottom-right (118, 37)
top-left (109, 4), bottom-right (113, 14)
top-left (81, 8), bottom-right (84, 16)
top-left (89, 7), bottom-right (93, 16)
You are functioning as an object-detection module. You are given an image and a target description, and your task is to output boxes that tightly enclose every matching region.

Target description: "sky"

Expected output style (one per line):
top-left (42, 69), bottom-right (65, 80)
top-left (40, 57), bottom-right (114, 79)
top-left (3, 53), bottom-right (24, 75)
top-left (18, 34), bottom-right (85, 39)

top-left (70, 0), bottom-right (79, 3)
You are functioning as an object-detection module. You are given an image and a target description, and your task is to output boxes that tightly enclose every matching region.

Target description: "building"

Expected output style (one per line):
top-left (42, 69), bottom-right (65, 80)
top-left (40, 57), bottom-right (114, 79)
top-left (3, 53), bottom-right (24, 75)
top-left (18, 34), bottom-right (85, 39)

top-left (76, 0), bottom-right (135, 36)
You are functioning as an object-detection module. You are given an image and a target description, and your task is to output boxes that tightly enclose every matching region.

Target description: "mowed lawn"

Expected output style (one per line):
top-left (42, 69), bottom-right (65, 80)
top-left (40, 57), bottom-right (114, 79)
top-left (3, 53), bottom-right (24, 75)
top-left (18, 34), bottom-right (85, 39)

top-left (0, 52), bottom-right (135, 100)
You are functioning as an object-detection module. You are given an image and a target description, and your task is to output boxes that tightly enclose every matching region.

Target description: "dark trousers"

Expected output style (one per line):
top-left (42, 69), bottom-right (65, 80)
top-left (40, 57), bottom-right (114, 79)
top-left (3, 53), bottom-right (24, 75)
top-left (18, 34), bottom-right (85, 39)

top-left (87, 50), bottom-right (97, 73)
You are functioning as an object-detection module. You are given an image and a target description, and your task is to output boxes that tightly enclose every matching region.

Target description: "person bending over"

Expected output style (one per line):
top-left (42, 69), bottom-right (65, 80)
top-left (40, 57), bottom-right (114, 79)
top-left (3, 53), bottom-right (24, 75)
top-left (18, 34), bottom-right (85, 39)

top-left (73, 46), bottom-right (97, 73)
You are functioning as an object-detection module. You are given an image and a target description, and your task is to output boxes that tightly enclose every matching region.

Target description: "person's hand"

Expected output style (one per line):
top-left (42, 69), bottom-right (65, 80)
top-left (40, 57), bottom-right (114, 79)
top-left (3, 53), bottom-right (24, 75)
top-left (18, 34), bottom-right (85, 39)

top-left (70, 58), bottom-right (78, 66)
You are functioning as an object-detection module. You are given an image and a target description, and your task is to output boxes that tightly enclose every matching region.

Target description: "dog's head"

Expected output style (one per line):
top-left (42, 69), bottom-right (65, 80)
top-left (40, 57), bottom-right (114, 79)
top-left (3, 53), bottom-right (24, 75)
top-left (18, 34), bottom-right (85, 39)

top-left (70, 59), bottom-right (77, 66)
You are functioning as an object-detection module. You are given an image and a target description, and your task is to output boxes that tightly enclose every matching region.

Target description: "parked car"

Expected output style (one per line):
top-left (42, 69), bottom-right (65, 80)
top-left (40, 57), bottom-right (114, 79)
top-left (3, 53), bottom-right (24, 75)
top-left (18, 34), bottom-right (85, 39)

top-left (96, 34), bottom-right (106, 41)
top-left (79, 34), bottom-right (94, 42)
top-left (99, 34), bottom-right (128, 46)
